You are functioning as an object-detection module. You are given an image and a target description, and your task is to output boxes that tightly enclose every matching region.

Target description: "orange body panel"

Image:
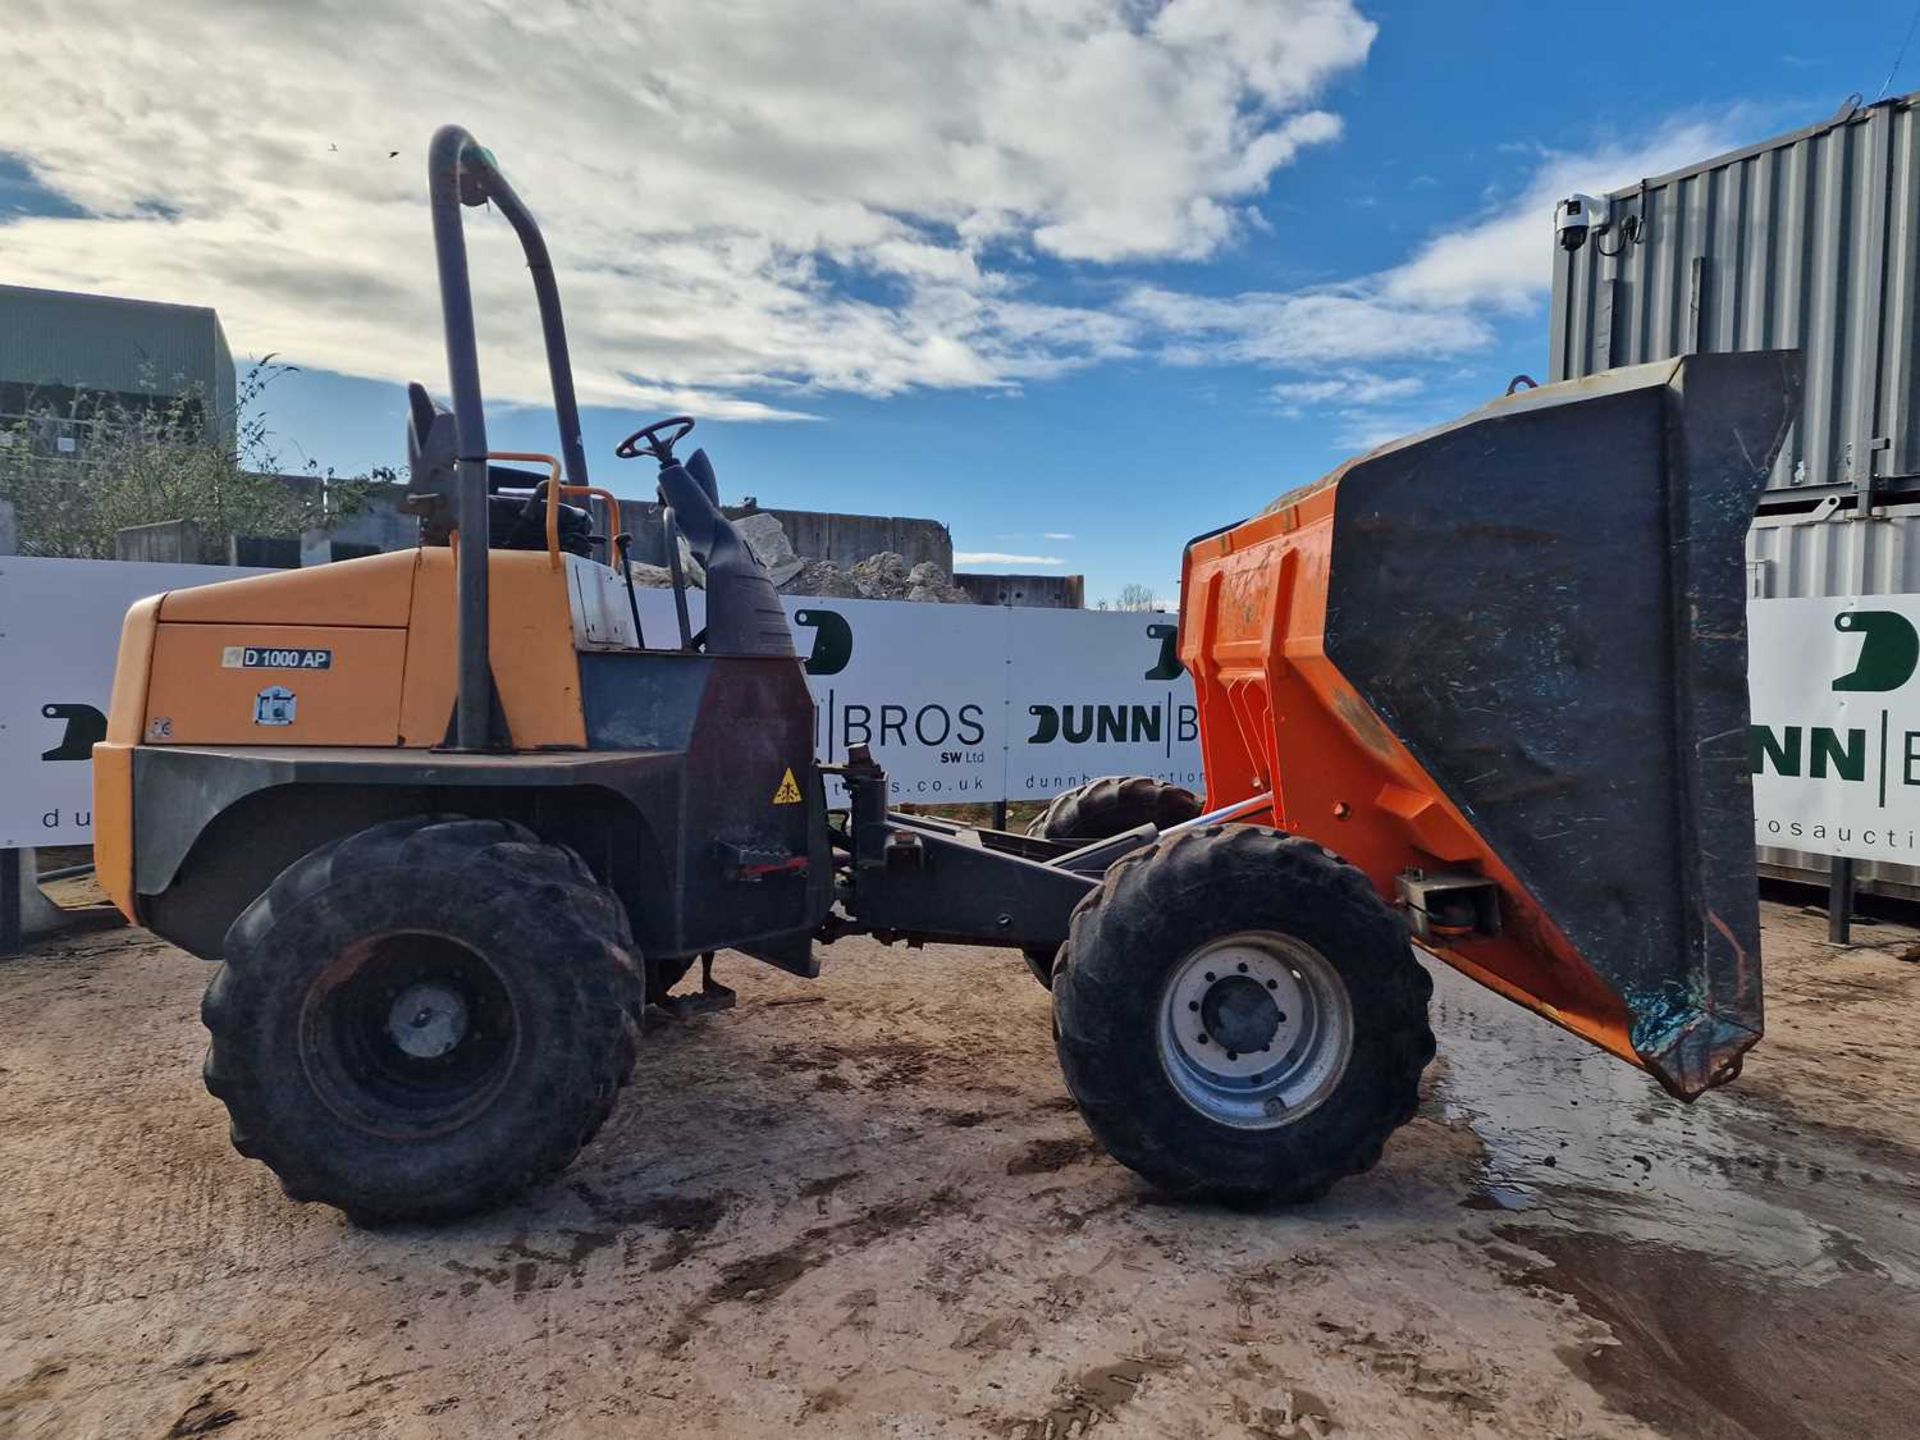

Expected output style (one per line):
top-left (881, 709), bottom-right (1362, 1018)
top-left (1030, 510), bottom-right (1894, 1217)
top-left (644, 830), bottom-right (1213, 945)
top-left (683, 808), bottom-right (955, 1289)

top-left (106, 547), bottom-right (586, 752)
top-left (1180, 482), bottom-right (1640, 1071)
top-left (105, 594), bottom-right (162, 745)
top-left (145, 625), bottom-right (408, 746)
top-left (93, 547), bottom-right (590, 914)
top-left (158, 550), bottom-right (417, 626)
top-left (399, 548), bottom-right (586, 749)
top-left (92, 743), bottom-right (136, 920)
top-left (95, 595), bottom-right (161, 919)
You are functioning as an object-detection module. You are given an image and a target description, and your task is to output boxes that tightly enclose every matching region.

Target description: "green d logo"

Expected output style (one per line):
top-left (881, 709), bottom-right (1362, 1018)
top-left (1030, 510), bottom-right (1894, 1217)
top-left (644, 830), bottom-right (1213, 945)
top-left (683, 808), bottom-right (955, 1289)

top-left (41, 702), bottom-right (107, 761)
top-left (1145, 622), bottom-right (1184, 681)
top-left (793, 609), bottom-right (853, 676)
top-left (1833, 611), bottom-right (1919, 692)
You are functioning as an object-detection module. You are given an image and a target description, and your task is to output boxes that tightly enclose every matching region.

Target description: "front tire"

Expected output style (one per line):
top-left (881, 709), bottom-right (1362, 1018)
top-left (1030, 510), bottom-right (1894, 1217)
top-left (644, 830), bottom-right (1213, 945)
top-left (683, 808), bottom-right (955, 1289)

top-left (1052, 824), bottom-right (1433, 1206)
top-left (202, 816), bottom-right (643, 1225)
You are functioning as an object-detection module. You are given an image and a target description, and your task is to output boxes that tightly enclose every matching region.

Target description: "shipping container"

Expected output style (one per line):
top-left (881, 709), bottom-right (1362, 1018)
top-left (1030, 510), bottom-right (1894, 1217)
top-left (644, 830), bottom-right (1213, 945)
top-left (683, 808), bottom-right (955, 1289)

top-left (1553, 94), bottom-right (1920, 899)
top-left (1552, 92), bottom-right (1920, 506)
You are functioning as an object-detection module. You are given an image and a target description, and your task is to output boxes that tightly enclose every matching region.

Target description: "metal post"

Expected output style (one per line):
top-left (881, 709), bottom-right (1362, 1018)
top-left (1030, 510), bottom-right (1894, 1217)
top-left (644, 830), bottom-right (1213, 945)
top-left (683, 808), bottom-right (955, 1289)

top-left (991, 800), bottom-right (1008, 832)
top-left (1828, 855), bottom-right (1855, 944)
top-left (428, 125), bottom-right (494, 752)
top-left (491, 187), bottom-right (590, 493)
top-left (0, 849), bottom-right (19, 956)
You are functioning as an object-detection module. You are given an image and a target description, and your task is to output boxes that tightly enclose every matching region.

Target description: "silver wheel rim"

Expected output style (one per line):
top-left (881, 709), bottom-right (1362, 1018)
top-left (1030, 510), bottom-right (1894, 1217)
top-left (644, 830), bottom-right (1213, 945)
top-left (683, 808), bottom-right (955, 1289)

top-left (386, 982), bottom-right (470, 1059)
top-left (1155, 931), bottom-right (1353, 1129)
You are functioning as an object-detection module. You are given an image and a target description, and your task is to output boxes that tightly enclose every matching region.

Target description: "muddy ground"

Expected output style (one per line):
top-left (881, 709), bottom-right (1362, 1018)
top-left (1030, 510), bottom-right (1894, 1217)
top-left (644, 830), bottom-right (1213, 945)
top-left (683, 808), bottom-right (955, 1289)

top-left (2, 897), bottom-right (1918, 1439)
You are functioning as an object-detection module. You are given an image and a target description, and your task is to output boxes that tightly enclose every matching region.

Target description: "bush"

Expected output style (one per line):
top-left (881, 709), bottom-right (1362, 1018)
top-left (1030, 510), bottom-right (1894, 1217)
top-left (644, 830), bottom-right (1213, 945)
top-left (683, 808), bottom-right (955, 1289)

top-left (0, 359), bottom-right (382, 560)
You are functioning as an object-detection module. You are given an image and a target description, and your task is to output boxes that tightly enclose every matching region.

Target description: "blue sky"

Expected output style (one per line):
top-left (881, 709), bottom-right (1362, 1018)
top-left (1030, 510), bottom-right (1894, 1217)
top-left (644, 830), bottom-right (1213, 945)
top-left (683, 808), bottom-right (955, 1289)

top-left (3, 2), bottom-right (1917, 602)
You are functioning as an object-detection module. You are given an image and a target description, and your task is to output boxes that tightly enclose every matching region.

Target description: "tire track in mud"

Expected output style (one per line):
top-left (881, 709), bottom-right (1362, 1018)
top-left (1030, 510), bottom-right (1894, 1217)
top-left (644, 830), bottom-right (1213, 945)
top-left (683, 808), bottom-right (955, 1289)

top-left (657, 1187), bottom-right (975, 1356)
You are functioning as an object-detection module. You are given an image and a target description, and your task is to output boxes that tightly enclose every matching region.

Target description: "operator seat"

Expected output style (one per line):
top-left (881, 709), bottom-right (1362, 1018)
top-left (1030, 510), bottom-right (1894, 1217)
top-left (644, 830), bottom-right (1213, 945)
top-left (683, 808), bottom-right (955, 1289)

top-left (401, 382), bottom-right (594, 556)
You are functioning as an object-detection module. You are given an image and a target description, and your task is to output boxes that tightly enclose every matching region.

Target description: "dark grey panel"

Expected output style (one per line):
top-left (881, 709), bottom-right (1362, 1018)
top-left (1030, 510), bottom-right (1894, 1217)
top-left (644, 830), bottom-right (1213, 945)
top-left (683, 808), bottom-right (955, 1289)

top-left (1324, 352), bottom-right (1798, 1095)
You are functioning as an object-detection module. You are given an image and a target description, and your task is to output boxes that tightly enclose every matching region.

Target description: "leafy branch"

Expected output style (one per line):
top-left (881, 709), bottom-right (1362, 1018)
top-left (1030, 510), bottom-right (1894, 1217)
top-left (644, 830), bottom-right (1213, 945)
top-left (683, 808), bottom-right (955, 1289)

top-left (0, 358), bottom-right (385, 560)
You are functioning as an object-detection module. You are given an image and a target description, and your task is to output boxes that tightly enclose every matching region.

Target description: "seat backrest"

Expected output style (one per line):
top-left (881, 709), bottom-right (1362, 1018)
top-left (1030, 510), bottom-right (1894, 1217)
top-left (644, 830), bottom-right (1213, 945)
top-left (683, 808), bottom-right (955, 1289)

top-left (404, 382), bottom-right (459, 544)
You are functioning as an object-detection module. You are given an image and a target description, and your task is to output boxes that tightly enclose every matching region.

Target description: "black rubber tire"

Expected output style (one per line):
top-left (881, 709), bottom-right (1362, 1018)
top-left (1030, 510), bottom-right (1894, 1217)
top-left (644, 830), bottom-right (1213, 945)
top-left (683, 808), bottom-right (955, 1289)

top-left (1052, 824), bottom-right (1434, 1206)
top-left (1026, 775), bottom-right (1203, 843)
top-left (201, 815), bottom-right (643, 1225)
top-left (1021, 776), bottom-right (1203, 986)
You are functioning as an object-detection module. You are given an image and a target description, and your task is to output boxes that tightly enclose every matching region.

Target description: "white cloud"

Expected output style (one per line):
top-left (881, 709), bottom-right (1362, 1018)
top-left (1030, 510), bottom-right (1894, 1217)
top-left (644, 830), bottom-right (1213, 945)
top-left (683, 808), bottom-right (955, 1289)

top-left (1382, 121), bottom-right (1739, 312)
top-left (1042, 532), bottom-right (1076, 540)
top-left (1270, 369), bottom-right (1423, 412)
top-left (956, 551), bottom-right (1065, 567)
top-left (0, 0), bottom-right (1373, 417)
top-left (1334, 408), bottom-right (1443, 452)
top-left (1129, 115), bottom-right (1748, 425)
top-left (1124, 284), bottom-right (1492, 367)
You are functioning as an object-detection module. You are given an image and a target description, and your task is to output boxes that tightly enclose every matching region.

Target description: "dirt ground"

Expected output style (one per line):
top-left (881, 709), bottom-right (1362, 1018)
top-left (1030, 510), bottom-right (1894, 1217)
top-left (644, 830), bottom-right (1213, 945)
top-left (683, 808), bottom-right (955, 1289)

top-left (3, 896), bottom-right (1919, 1439)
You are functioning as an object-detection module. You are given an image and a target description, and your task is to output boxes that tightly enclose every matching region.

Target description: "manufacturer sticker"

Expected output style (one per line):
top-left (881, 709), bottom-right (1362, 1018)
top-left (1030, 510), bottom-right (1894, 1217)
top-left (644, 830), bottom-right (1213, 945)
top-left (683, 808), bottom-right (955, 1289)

top-left (253, 686), bottom-right (298, 727)
top-left (223, 645), bottom-right (333, 670)
top-left (771, 767), bottom-right (803, 805)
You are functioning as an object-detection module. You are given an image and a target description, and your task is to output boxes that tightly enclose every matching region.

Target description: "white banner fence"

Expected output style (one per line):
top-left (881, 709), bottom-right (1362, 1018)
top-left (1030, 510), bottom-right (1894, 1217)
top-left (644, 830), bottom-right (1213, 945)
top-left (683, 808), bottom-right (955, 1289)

top-left (1749, 595), bottom-right (1920, 865)
top-left (11, 558), bottom-right (1895, 872)
top-left (0, 556), bottom-right (1203, 847)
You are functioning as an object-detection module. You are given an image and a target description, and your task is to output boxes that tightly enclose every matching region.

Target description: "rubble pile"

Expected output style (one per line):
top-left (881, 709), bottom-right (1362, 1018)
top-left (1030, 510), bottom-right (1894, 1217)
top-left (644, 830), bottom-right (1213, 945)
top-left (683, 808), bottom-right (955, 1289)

top-left (626, 512), bottom-right (971, 604)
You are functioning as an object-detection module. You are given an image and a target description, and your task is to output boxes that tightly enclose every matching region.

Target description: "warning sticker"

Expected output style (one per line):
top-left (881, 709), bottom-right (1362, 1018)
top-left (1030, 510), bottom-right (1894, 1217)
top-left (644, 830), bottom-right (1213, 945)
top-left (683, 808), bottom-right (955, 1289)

top-left (772, 767), bottom-right (803, 805)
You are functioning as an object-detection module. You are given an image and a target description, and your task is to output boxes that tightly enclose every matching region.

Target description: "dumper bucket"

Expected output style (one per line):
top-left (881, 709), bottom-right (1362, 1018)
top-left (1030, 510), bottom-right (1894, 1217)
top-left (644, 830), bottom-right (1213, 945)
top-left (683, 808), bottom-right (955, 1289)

top-left (1318, 350), bottom-right (1800, 1096)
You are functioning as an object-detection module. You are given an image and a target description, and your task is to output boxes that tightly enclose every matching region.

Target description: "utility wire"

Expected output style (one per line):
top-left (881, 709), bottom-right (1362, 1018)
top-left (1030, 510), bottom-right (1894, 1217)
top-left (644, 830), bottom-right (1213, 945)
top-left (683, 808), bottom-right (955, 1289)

top-left (1875, 3), bottom-right (1920, 101)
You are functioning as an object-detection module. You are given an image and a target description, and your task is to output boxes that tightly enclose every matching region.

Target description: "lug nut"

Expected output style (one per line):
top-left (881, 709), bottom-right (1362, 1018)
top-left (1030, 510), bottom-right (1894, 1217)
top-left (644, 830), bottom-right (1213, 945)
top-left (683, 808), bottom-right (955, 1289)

top-left (1188, 1001), bottom-right (1199, 1012)
top-left (1237, 962), bottom-right (1248, 973)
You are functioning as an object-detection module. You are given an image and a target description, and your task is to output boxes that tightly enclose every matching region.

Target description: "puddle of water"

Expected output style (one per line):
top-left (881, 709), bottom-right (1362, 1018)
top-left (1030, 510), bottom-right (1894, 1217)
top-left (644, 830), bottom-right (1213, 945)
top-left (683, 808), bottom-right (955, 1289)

top-left (1458, 1183), bottom-right (1532, 1212)
top-left (1422, 961), bottom-right (1920, 1284)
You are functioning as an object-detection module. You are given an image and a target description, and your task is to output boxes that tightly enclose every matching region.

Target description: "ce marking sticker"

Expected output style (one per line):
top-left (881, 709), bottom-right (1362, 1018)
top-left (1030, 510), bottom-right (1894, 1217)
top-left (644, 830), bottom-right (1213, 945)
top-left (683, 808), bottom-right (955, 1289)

top-left (222, 645), bottom-right (333, 670)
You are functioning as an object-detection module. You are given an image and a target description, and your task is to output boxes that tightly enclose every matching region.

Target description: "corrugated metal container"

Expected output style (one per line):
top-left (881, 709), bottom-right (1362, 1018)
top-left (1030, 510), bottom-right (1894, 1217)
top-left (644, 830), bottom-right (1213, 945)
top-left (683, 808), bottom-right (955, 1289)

top-left (1748, 507), bottom-right (1920, 596)
top-left (1552, 93), bottom-right (1920, 500)
top-left (1748, 509), bottom-right (1920, 895)
top-left (0, 283), bottom-right (235, 441)
top-left (1554, 96), bottom-right (1920, 898)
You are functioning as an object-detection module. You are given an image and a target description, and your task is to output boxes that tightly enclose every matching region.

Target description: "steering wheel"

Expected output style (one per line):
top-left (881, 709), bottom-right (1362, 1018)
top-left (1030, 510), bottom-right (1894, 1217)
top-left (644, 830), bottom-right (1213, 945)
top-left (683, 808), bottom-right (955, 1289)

top-left (615, 415), bottom-right (695, 463)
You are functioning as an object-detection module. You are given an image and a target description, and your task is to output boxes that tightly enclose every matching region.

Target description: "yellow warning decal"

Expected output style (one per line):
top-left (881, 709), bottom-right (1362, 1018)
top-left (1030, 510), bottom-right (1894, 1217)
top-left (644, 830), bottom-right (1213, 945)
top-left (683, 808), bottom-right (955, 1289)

top-left (772, 767), bottom-right (804, 805)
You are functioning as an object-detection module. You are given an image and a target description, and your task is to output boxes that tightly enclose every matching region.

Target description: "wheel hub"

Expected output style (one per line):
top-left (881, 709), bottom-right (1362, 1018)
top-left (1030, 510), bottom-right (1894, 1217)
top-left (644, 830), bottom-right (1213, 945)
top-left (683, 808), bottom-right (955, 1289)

top-left (304, 932), bottom-right (518, 1140)
top-left (1156, 932), bottom-right (1354, 1129)
top-left (386, 983), bottom-right (470, 1059)
top-left (1199, 974), bottom-right (1281, 1055)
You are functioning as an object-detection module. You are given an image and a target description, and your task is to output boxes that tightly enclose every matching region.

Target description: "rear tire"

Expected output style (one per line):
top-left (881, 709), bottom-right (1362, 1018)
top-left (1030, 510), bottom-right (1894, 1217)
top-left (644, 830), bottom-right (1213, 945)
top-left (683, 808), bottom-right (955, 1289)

top-left (201, 816), bottom-right (643, 1225)
top-left (1027, 775), bottom-right (1202, 844)
top-left (1052, 824), bottom-right (1433, 1205)
top-left (1021, 776), bottom-right (1203, 986)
